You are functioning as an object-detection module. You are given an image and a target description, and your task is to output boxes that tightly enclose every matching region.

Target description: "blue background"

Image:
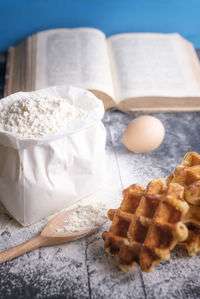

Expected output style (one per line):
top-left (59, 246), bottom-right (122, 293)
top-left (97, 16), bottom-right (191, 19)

top-left (0, 0), bottom-right (200, 51)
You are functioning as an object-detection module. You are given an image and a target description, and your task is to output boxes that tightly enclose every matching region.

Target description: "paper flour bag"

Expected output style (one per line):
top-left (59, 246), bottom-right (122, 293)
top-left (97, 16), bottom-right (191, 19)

top-left (0, 86), bottom-right (106, 226)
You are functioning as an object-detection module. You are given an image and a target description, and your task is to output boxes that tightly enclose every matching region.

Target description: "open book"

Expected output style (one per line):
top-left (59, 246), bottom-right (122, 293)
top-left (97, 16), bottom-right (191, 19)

top-left (4, 28), bottom-right (200, 112)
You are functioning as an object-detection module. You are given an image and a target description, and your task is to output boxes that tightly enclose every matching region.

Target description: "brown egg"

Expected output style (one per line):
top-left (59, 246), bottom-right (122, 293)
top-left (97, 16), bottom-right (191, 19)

top-left (123, 115), bottom-right (165, 153)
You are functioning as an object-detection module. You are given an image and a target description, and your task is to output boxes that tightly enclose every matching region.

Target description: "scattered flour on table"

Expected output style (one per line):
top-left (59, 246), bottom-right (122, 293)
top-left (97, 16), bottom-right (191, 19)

top-left (0, 95), bottom-right (87, 138)
top-left (56, 204), bottom-right (107, 233)
top-left (0, 171), bottom-right (120, 297)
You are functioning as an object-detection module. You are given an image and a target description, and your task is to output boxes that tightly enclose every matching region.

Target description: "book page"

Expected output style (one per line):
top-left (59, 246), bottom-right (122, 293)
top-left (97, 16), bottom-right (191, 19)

top-left (35, 28), bottom-right (115, 102)
top-left (107, 33), bottom-right (200, 103)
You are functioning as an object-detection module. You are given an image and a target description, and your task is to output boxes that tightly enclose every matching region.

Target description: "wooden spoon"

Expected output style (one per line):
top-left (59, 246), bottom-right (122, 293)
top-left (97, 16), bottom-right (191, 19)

top-left (0, 209), bottom-right (96, 264)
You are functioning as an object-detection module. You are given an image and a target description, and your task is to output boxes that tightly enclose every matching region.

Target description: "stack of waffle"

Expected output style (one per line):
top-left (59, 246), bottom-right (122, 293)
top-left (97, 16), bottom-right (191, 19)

top-left (102, 152), bottom-right (200, 272)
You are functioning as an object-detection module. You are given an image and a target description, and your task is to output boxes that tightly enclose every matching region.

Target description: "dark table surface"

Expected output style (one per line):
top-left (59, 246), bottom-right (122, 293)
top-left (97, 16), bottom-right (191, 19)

top-left (1, 51), bottom-right (200, 299)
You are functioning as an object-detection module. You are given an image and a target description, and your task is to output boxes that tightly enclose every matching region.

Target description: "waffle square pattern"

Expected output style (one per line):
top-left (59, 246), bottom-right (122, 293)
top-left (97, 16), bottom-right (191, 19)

top-left (103, 178), bottom-right (189, 272)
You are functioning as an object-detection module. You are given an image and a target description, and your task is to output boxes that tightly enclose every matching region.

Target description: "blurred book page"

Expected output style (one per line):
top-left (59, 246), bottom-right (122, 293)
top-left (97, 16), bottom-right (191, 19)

top-left (35, 28), bottom-right (114, 99)
top-left (107, 33), bottom-right (200, 103)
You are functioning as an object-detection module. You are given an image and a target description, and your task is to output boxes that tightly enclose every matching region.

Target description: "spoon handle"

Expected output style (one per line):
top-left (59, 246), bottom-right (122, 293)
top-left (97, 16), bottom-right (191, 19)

top-left (0, 235), bottom-right (44, 264)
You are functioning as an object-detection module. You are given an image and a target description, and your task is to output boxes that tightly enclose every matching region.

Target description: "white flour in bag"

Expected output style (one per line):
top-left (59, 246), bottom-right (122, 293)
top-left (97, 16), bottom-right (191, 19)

top-left (0, 95), bottom-right (87, 138)
top-left (0, 86), bottom-right (106, 226)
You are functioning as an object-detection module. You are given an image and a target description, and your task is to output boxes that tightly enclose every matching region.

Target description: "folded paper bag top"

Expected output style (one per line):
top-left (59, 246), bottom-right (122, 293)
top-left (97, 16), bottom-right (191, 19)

top-left (0, 86), bottom-right (106, 226)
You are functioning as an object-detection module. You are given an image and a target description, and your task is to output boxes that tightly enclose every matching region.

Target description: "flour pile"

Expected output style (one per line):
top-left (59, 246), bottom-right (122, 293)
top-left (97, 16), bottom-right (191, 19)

top-left (0, 95), bottom-right (87, 138)
top-left (56, 205), bottom-right (108, 233)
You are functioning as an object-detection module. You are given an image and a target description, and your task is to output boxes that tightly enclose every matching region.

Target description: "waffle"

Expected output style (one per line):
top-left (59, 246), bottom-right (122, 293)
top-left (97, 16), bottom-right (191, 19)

top-left (167, 152), bottom-right (200, 205)
top-left (102, 178), bottom-right (189, 272)
top-left (178, 207), bottom-right (200, 256)
top-left (167, 152), bottom-right (200, 255)
top-left (178, 228), bottom-right (200, 256)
